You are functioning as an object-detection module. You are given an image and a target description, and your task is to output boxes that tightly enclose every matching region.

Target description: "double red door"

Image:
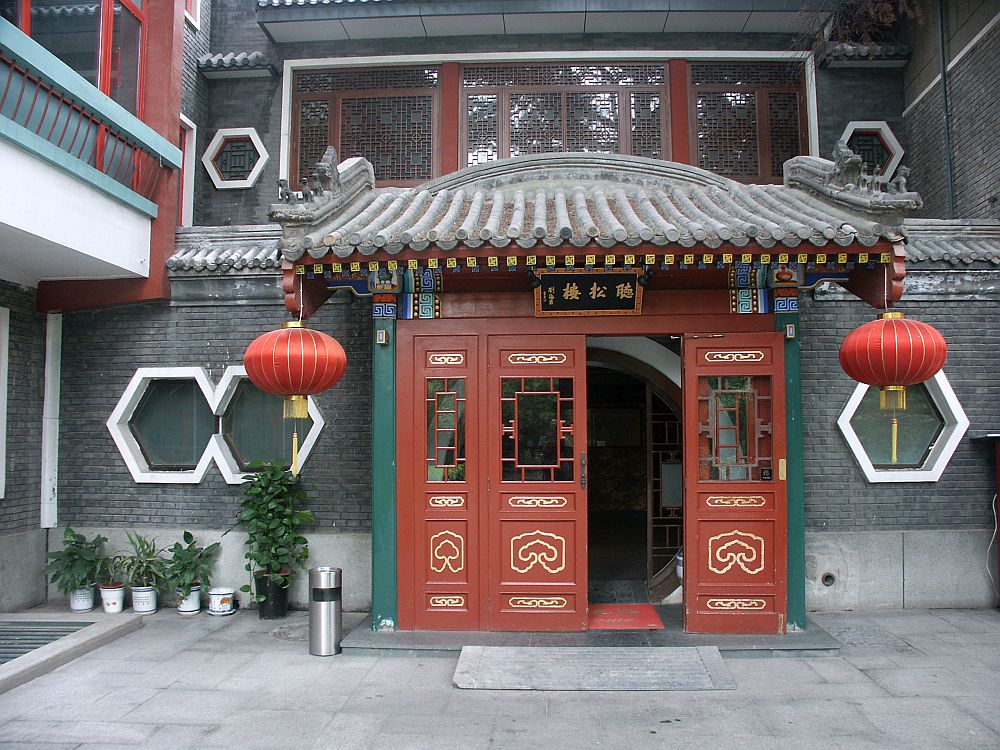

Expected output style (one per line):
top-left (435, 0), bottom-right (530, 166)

top-left (398, 330), bottom-right (588, 631)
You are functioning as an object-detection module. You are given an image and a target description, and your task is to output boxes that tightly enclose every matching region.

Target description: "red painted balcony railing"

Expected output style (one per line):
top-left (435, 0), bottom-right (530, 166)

top-left (0, 50), bottom-right (172, 202)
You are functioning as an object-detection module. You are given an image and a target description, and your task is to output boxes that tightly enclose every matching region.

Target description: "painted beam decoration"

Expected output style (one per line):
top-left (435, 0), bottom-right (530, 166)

top-left (534, 269), bottom-right (643, 316)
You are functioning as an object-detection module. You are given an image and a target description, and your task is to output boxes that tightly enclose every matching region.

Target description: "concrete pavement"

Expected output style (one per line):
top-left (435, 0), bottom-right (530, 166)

top-left (0, 607), bottom-right (998, 748)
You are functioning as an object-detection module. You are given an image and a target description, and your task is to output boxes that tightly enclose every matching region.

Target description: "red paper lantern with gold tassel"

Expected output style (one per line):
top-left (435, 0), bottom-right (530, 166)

top-left (839, 311), bottom-right (947, 463)
top-left (244, 321), bottom-right (347, 473)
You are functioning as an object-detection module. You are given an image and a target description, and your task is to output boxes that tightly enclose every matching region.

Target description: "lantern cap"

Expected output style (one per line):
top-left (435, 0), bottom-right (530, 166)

top-left (281, 321), bottom-right (305, 329)
top-left (881, 311), bottom-right (904, 320)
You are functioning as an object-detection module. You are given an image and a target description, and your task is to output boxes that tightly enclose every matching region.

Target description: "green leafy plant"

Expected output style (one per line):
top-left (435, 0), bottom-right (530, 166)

top-left (119, 532), bottom-right (168, 590)
top-left (235, 462), bottom-right (313, 600)
top-left (43, 528), bottom-right (108, 593)
top-left (97, 553), bottom-right (125, 588)
top-left (166, 531), bottom-right (221, 597)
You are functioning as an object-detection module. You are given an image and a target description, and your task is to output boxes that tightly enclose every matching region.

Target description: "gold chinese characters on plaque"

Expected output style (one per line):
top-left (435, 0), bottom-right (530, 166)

top-left (534, 270), bottom-right (643, 317)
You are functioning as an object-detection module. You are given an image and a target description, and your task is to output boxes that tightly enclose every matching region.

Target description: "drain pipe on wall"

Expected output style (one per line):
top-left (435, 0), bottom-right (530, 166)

top-left (40, 313), bottom-right (61, 529)
top-left (937, 0), bottom-right (956, 218)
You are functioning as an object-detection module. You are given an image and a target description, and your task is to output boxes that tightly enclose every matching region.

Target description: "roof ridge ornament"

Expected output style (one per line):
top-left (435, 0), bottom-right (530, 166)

top-left (783, 141), bottom-right (922, 219)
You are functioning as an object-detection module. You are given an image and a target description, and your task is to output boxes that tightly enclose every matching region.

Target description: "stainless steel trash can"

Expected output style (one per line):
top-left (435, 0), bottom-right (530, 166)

top-left (309, 567), bottom-right (342, 656)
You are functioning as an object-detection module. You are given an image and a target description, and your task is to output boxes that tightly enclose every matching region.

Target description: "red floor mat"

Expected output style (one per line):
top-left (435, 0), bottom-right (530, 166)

top-left (588, 603), bottom-right (664, 630)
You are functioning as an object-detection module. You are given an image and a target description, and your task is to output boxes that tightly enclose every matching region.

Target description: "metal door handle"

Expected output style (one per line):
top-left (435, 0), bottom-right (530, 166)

top-left (580, 452), bottom-right (587, 489)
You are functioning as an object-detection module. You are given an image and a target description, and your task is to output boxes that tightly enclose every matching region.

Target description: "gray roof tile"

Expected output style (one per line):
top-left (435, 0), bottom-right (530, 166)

top-left (269, 152), bottom-right (922, 262)
top-left (904, 220), bottom-right (1000, 266)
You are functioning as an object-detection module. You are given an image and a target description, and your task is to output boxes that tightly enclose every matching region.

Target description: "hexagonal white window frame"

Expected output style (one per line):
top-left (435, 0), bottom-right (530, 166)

top-left (839, 120), bottom-right (904, 184)
top-left (107, 366), bottom-right (324, 484)
top-left (837, 370), bottom-right (969, 483)
top-left (201, 127), bottom-right (269, 190)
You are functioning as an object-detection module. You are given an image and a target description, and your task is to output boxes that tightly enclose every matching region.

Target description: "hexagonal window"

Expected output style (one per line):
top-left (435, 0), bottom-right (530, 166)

top-left (201, 127), bottom-right (269, 189)
top-left (221, 380), bottom-right (314, 470)
top-left (849, 383), bottom-right (943, 469)
top-left (129, 380), bottom-right (215, 470)
top-left (839, 121), bottom-right (904, 183)
top-left (837, 371), bottom-right (969, 483)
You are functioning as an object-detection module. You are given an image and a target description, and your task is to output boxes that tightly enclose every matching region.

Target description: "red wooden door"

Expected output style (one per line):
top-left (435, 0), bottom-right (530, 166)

top-left (487, 335), bottom-right (589, 631)
top-left (682, 333), bottom-right (787, 634)
top-left (400, 334), bottom-right (483, 630)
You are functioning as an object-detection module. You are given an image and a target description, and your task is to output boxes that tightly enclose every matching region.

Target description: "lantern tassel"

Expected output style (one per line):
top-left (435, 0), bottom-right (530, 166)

top-left (284, 395), bottom-right (309, 420)
top-left (291, 430), bottom-right (299, 476)
top-left (890, 417), bottom-right (899, 465)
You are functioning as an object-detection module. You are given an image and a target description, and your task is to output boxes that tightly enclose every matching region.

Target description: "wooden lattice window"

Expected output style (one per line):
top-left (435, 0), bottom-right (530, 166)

top-left (291, 67), bottom-right (439, 186)
top-left (426, 378), bottom-right (466, 482)
top-left (690, 63), bottom-right (806, 183)
top-left (462, 64), bottom-right (669, 166)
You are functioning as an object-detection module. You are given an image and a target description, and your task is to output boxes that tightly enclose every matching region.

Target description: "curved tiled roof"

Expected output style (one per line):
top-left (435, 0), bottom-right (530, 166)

top-left (271, 153), bottom-right (922, 262)
top-left (817, 41), bottom-right (910, 66)
top-left (198, 52), bottom-right (270, 70)
top-left (169, 226), bottom-right (281, 273)
top-left (904, 220), bottom-right (1000, 266)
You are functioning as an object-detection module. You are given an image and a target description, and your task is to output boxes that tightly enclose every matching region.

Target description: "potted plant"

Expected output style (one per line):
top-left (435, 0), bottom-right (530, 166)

top-left (119, 532), bottom-right (168, 614)
top-left (43, 528), bottom-right (108, 612)
top-left (166, 531), bottom-right (220, 616)
top-left (97, 552), bottom-right (126, 613)
top-left (236, 462), bottom-right (313, 619)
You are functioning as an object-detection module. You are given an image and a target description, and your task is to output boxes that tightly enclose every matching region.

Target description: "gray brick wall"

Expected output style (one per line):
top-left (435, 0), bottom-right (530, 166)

top-left (904, 20), bottom-right (1000, 219)
top-left (815, 67), bottom-right (907, 162)
top-left (56, 293), bottom-right (373, 532)
top-left (799, 293), bottom-right (998, 531)
top-left (0, 282), bottom-right (45, 535)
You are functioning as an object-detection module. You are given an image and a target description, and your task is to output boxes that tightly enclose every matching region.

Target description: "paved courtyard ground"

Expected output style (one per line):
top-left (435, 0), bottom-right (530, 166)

top-left (0, 607), bottom-right (998, 749)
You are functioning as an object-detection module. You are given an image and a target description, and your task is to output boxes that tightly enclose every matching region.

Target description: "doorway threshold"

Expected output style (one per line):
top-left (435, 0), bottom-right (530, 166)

top-left (341, 605), bottom-right (840, 658)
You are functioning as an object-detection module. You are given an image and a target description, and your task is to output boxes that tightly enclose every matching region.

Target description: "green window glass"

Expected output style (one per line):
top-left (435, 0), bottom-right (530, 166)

top-left (850, 383), bottom-right (944, 468)
top-left (222, 380), bottom-right (313, 470)
top-left (129, 380), bottom-right (214, 470)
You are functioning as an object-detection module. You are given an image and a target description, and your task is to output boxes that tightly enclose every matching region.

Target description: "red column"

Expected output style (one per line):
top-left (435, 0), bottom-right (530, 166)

top-left (439, 62), bottom-right (461, 176)
top-left (668, 59), bottom-right (690, 165)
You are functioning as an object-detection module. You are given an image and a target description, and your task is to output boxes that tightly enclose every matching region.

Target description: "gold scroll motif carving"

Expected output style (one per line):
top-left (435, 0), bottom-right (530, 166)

top-left (428, 495), bottom-right (465, 508)
top-left (704, 350), bottom-right (765, 363)
top-left (429, 595), bottom-right (465, 608)
top-left (429, 530), bottom-right (465, 574)
top-left (427, 353), bottom-right (465, 366)
top-left (507, 353), bottom-right (567, 365)
top-left (508, 596), bottom-right (567, 609)
top-left (508, 496), bottom-right (568, 508)
top-left (705, 495), bottom-right (767, 508)
top-left (706, 598), bottom-right (767, 610)
top-left (510, 530), bottom-right (566, 574)
top-left (707, 530), bottom-right (765, 575)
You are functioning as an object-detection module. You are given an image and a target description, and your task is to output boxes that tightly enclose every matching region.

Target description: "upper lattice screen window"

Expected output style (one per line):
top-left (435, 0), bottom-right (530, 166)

top-left (462, 63), bottom-right (669, 167)
top-left (293, 67), bottom-right (439, 186)
top-left (691, 62), bottom-right (805, 183)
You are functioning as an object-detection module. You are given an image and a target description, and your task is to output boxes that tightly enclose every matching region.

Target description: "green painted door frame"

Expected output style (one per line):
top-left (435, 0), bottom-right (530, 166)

top-left (370, 318), bottom-right (398, 630)
top-left (776, 311), bottom-right (806, 630)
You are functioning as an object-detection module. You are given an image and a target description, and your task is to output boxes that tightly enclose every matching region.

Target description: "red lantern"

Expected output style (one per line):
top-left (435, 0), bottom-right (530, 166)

top-left (839, 311), bottom-right (947, 411)
top-left (244, 321), bottom-right (347, 420)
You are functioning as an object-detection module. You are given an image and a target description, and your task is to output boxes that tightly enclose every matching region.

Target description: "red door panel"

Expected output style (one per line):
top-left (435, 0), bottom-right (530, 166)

top-left (487, 335), bottom-right (589, 631)
top-left (400, 334), bottom-right (482, 630)
top-left (683, 333), bottom-right (787, 634)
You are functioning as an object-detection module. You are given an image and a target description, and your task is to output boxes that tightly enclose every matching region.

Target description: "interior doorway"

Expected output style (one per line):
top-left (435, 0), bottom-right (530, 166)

top-left (586, 338), bottom-right (685, 606)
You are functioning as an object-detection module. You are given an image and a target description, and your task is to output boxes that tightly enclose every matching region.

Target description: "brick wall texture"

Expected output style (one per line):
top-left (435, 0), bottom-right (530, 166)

top-left (0, 282), bottom-right (46, 535)
top-left (182, 0), bottom-right (212, 226)
top-left (56, 294), bottom-right (373, 532)
top-left (904, 20), bottom-right (1000, 219)
top-left (799, 292), bottom-right (998, 531)
top-left (815, 67), bottom-right (907, 162)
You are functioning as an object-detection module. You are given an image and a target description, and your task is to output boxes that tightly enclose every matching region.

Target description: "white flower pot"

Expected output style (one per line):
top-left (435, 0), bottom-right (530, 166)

top-left (207, 587), bottom-right (236, 616)
top-left (99, 585), bottom-right (125, 613)
top-left (69, 586), bottom-right (95, 612)
top-left (175, 585), bottom-right (201, 616)
top-left (130, 586), bottom-right (158, 614)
